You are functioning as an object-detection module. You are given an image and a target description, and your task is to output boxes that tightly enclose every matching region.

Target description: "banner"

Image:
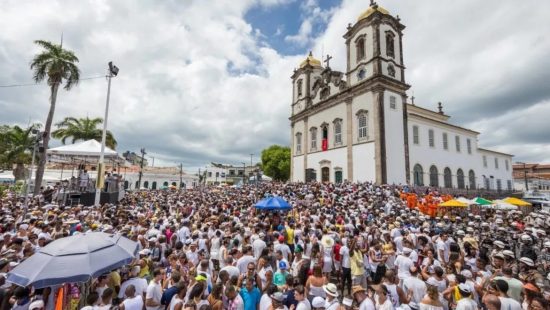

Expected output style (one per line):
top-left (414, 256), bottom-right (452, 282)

top-left (322, 139), bottom-right (328, 151)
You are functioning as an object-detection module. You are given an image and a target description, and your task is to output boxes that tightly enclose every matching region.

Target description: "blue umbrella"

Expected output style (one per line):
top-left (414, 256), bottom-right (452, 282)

top-left (254, 196), bottom-right (292, 211)
top-left (7, 232), bottom-right (138, 288)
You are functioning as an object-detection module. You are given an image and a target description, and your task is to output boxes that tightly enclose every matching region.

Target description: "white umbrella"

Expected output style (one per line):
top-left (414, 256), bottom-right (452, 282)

top-left (7, 232), bottom-right (137, 288)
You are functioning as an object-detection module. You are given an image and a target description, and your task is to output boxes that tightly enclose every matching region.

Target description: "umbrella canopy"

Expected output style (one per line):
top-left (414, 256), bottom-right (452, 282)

top-left (503, 197), bottom-right (531, 207)
top-left (492, 200), bottom-right (518, 210)
top-left (439, 199), bottom-right (468, 207)
top-left (456, 197), bottom-right (475, 205)
top-left (473, 197), bottom-right (493, 206)
top-left (254, 196), bottom-right (292, 211)
top-left (7, 232), bottom-right (137, 288)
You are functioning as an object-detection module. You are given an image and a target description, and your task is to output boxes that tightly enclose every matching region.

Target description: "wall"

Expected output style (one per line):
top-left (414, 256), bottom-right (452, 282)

top-left (384, 90), bottom-right (406, 184)
top-left (408, 116), bottom-right (480, 188)
top-left (306, 147), bottom-right (348, 182)
top-left (293, 155), bottom-right (305, 181)
top-left (352, 142), bottom-right (376, 182)
top-left (478, 150), bottom-right (514, 190)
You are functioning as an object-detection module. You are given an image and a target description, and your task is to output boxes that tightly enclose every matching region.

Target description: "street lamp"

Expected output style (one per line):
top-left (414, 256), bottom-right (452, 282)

top-left (516, 161), bottom-right (528, 191)
top-left (94, 61), bottom-right (119, 206)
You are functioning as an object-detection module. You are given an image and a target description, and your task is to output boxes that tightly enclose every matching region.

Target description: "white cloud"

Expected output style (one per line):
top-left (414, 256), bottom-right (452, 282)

top-left (1, 0), bottom-right (550, 170)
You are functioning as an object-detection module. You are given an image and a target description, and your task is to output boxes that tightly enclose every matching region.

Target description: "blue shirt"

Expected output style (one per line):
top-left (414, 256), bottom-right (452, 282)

top-left (240, 286), bottom-right (261, 310)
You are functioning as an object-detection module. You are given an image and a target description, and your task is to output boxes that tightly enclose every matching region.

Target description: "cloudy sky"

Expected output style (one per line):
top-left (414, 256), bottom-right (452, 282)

top-left (1, 0), bottom-right (550, 171)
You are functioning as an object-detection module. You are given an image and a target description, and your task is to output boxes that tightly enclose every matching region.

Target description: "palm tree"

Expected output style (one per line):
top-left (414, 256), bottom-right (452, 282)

top-left (52, 116), bottom-right (117, 149)
top-left (30, 39), bottom-right (80, 194)
top-left (0, 124), bottom-right (41, 181)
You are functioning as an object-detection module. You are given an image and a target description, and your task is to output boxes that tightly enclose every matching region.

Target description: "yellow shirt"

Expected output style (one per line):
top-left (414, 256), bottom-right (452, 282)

top-left (286, 228), bottom-right (295, 245)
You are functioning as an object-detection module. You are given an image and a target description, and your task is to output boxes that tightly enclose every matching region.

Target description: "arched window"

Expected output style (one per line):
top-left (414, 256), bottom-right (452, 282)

top-left (356, 36), bottom-right (366, 61)
top-left (297, 79), bottom-right (303, 97)
top-left (357, 110), bottom-right (368, 141)
top-left (124, 180), bottom-right (129, 189)
top-left (163, 181), bottom-right (169, 187)
top-left (296, 132), bottom-right (302, 154)
top-left (429, 165), bottom-right (439, 187)
top-left (444, 167), bottom-right (452, 188)
top-left (468, 170), bottom-right (476, 189)
top-left (333, 118), bottom-right (343, 146)
top-left (152, 181), bottom-right (157, 190)
top-left (171, 182), bottom-right (177, 186)
top-left (135, 181), bottom-right (139, 189)
top-left (144, 181), bottom-right (149, 189)
top-left (310, 127), bottom-right (317, 151)
top-left (457, 169), bottom-right (465, 189)
top-left (413, 164), bottom-right (424, 186)
top-left (386, 31), bottom-right (395, 58)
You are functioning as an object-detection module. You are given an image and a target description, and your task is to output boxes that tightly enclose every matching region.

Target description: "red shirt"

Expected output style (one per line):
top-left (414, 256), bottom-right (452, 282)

top-left (333, 243), bottom-right (342, 261)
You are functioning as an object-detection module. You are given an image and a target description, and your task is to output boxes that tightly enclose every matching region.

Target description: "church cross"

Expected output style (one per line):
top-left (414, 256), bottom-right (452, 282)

top-left (324, 54), bottom-right (333, 68)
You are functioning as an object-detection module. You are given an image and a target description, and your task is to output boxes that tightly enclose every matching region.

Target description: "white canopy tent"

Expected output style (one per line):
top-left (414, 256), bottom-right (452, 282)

top-left (47, 139), bottom-right (127, 165)
top-left (491, 200), bottom-right (518, 210)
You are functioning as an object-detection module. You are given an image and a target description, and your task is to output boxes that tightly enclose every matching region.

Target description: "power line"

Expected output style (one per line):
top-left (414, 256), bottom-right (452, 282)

top-left (0, 75), bottom-right (106, 88)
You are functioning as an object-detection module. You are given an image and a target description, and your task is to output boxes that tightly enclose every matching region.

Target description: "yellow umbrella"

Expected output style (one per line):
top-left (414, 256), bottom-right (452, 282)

top-left (503, 197), bottom-right (531, 207)
top-left (439, 199), bottom-right (468, 207)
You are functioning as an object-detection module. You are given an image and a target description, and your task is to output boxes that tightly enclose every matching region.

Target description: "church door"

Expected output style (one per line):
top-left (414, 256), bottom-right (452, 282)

top-left (321, 167), bottom-right (330, 182)
top-left (152, 181), bottom-right (157, 190)
top-left (335, 171), bottom-right (343, 184)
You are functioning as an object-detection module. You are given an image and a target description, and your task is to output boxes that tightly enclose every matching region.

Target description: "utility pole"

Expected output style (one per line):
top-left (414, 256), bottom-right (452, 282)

top-left (137, 148), bottom-right (146, 189)
top-left (95, 61), bottom-right (118, 206)
top-left (23, 130), bottom-right (41, 219)
top-left (179, 163), bottom-right (183, 189)
top-left (523, 163), bottom-right (529, 192)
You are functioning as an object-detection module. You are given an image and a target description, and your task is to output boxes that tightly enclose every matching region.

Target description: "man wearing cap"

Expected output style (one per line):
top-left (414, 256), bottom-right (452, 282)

top-left (274, 235), bottom-right (293, 264)
top-left (454, 283), bottom-right (477, 310)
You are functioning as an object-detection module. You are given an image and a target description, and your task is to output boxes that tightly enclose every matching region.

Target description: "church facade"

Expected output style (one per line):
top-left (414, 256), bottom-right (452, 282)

top-left (289, 3), bottom-right (514, 190)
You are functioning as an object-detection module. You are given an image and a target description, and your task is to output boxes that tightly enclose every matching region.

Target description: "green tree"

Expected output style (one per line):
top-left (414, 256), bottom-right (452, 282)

top-left (260, 145), bottom-right (290, 181)
top-left (0, 124), bottom-right (41, 181)
top-left (30, 39), bottom-right (80, 194)
top-left (52, 116), bottom-right (117, 149)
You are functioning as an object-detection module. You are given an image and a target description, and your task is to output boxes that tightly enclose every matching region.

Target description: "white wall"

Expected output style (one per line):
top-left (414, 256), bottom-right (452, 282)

top-left (384, 91), bottom-right (406, 184)
top-left (477, 150), bottom-right (514, 190)
top-left (348, 25), bottom-right (375, 87)
top-left (293, 155), bottom-right (304, 181)
top-left (408, 117), bottom-right (480, 188)
top-left (306, 147), bottom-right (348, 182)
top-left (307, 103), bottom-right (347, 149)
top-left (352, 142), bottom-right (376, 182)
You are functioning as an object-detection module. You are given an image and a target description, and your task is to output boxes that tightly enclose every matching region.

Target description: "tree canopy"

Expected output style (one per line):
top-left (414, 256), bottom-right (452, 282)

top-left (52, 116), bottom-right (117, 149)
top-left (260, 145), bottom-right (290, 181)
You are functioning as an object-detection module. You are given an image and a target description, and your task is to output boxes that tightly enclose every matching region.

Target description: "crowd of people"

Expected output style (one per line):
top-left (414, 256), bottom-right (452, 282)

top-left (0, 182), bottom-right (549, 310)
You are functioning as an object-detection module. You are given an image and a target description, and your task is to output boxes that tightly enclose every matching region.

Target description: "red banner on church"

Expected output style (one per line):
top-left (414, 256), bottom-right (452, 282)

top-left (322, 139), bottom-right (328, 151)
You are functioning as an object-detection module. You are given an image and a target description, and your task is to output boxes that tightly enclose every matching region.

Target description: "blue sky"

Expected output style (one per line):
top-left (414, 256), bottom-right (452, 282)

top-left (246, 0), bottom-right (340, 55)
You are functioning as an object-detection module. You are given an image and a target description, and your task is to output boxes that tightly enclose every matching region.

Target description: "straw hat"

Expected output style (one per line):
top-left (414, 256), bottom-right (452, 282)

top-left (321, 235), bottom-right (334, 248)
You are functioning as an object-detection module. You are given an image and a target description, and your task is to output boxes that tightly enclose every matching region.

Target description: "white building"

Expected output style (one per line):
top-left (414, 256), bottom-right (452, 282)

top-left (289, 3), bottom-right (513, 190)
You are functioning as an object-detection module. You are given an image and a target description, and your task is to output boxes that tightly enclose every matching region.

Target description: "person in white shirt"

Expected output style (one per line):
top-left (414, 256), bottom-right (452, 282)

top-left (402, 267), bottom-right (426, 304)
top-left (119, 285), bottom-right (144, 310)
top-left (436, 234), bottom-right (450, 266)
top-left (145, 269), bottom-right (163, 310)
top-left (455, 284), bottom-right (477, 310)
top-left (340, 241), bottom-right (352, 296)
top-left (252, 233), bottom-right (267, 259)
top-left (294, 285), bottom-right (311, 310)
top-left (119, 266), bottom-right (148, 299)
top-left (394, 248), bottom-right (414, 287)
top-left (352, 285), bottom-right (375, 310)
top-left (491, 279), bottom-right (521, 310)
top-left (236, 246), bottom-right (257, 274)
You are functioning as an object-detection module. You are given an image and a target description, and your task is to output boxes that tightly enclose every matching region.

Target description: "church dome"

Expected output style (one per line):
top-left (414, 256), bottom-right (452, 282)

top-left (357, 4), bottom-right (389, 21)
top-left (299, 51), bottom-right (323, 68)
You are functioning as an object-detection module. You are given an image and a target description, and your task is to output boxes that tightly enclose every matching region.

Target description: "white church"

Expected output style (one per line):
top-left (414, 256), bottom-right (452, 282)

top-left (289, 2), bottom-right (514, 191)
